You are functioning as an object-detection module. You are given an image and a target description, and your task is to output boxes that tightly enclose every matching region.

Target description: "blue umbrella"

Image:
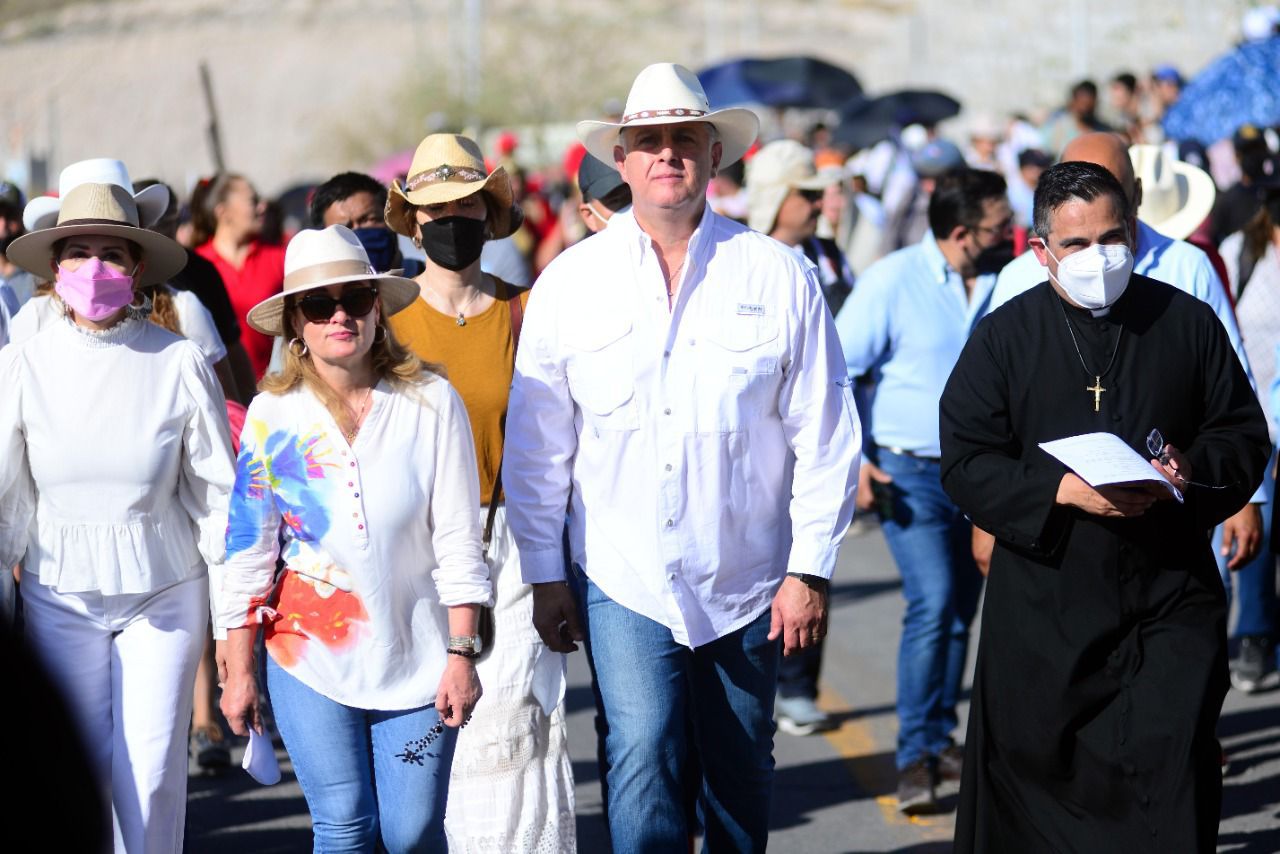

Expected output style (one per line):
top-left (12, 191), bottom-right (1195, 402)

top-left (832, 90), bottom-right (962, 150)
top-left (1163, 37), bottom-right (1280, 145)
top-left (697, 56), bottom-right (862, 110)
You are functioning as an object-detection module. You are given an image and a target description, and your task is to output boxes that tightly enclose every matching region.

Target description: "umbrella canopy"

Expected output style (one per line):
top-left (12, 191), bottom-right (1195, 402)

top-left (1163, 37), bottom-right (1280, 145)
top-left (832, 90), bottom-right (962, 150)
top-left (697, 56), bottom-right (862, 110)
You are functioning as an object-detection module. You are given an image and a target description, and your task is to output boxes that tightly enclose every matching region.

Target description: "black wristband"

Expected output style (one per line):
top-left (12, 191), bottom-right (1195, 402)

top-left (786, 572), bottom-right (829, 592)
top-left (447, 647), bottom-right (480, 659)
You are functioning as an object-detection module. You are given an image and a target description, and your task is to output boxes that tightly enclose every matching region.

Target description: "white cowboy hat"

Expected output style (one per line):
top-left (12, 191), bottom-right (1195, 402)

top-left (1129, 144), bottom-right (1216, 240)
top-left (245, 225), bottom-right (420, 336)
top-left (578, 63), bottom-right (760, 168)
top-left (23, 158), bottom-right (169, 232)
top-left (7, 182), bottom-right (187, 286)
top-left (745, 140), bottom-right (837, 234)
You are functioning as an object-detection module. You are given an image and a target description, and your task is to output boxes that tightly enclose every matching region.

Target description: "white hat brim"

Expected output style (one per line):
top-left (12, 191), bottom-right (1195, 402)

top-left (577, 107), bottom-right (760, 170)
top-left (246, 272), bottom-right (421, 337)
top-left (23, 183), bottom-right (170, 232)
top-left (1141, 162), bottom-right (1216, 241)
top-left (6, 221), bottom-right (187, 287)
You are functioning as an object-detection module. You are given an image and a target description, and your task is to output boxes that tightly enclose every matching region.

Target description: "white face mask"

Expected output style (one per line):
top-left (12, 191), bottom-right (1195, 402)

top-left (1042, 242), bottom-right (1135, 309)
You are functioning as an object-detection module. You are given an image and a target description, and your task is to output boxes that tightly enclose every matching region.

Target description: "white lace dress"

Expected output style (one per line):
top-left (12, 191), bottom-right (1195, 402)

top-left (444, 504), bottom-right (576, 853)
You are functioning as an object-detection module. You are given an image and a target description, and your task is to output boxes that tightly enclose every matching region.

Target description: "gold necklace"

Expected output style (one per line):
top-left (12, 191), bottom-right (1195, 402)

top-left (344, 386), bottom-right (374, 443)
top-left (664, 255), bottom-right (687, 298)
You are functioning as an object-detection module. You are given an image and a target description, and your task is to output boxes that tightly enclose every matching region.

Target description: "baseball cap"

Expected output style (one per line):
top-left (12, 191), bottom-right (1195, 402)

top-left (910, 139), bottom-right (965, 178)
top-left (577, 154), bottom-right (626, 203)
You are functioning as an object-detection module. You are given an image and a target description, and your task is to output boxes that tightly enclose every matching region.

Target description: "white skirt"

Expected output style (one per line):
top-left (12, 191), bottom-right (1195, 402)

top-left (444, 504), bottom-right (576, 853)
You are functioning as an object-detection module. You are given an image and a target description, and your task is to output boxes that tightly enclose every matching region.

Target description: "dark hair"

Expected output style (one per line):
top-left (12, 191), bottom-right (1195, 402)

top-left (1032, 161), bottom-right (1130, 239)
top-left (1111, 72), bottom-right (1137, 93)
top-left (1071, 80), bottom-right (1098, 99)
top-left (189, 172), bottom-right (247, 246)
top-left (308, 172), bottom-right (388, 228)
top-left (927, 168), bottom-right (1008, 237)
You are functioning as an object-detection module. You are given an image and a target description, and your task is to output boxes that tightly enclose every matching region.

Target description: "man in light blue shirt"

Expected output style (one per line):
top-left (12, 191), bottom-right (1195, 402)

top-left (834, 167), bottom-right (1010, 813)
top-left (984, 132), bottom-right (1266, 588)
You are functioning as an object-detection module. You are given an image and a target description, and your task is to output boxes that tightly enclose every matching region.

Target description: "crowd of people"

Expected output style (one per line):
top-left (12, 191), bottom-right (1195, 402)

top-left (0, 33), bottom-right (1277, 854)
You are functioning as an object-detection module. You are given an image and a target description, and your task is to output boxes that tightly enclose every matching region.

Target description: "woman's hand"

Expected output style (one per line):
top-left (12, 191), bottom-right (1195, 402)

top-left (436, 656), bottom-right (482, 728)
top-left (220, 669), bottom-right (263, 737)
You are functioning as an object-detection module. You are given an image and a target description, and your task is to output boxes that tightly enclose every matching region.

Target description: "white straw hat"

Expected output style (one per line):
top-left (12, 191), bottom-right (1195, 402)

top-left (577, 63), bottom-right (760, 168)
top-left (1129, 144), bottom-right (1216, 240)
top-left (23, 158), bottom-right (169, 232)
top-left (245, 225), bottom-right (420, 336)
top-left (745, 140), bottom-right (837, 234)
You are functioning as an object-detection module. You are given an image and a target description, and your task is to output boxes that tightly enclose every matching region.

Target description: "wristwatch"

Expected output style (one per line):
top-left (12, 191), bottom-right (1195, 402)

top-left (448, 634), bottom-right (484, 657)
top-left (786, 572), bottom-right (829, 592)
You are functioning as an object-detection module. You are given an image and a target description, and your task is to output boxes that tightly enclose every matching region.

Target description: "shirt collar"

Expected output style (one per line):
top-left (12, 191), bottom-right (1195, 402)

top-left (920, 231), bottom-right (954, 284)
top-left (618, 201), bottom-right (716, 266)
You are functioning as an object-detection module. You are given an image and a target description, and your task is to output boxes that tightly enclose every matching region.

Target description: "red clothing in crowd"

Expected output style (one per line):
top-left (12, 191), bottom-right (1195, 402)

top-left (195, 240), bottom-right (286, 378)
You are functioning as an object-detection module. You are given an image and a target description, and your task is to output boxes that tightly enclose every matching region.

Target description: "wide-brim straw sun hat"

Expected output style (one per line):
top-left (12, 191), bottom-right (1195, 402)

top-left (245, 224), bottom-right (420, 337)
top-left (746, 139), bottom-right (839, 234)
top-left (385, 134), bottom-right (518, 240)
top-left (577, 63), bottom-right (761, 168)
top-left (1128, 144), bottom-right (1216, 241)
top-left (7, 182), bottom-right (187, 287)
top-left (23, 158), bottom-right (170, 233)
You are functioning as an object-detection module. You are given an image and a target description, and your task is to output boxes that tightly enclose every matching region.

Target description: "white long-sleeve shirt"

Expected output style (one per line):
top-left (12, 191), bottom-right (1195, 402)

top-left (504, 205), bottom-right (861, 649)
top-left (0, 313), bottom-right (233, 594)
top-left (220, 377), bottom-right (492, 710)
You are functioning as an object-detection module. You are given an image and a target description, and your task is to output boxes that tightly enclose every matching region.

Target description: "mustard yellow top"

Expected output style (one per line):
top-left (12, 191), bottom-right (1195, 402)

top-left (388, 277), bottom-right (528, 503)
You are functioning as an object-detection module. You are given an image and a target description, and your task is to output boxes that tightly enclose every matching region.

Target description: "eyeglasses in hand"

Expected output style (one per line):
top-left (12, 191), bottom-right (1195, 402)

top-left (1145, 429), bottom-right (1234, 490)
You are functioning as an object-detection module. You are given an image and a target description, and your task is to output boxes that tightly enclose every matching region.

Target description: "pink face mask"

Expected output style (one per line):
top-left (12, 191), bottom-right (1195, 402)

top-left (55, 257), bottom-right (136, 321)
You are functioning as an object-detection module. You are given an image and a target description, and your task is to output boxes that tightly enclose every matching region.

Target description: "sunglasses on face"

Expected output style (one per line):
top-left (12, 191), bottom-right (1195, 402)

top-left (296, 286), bottom-right (379, 323)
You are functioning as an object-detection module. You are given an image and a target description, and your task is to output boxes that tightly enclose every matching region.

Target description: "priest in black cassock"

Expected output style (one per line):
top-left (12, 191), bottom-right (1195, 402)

top-left (940, 161), bottom-right (1269, 852)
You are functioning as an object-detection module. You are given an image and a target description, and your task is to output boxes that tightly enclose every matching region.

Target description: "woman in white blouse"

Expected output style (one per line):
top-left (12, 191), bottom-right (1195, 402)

top-left (218, 225), bottom-right (491, 852)
top-left (0, 180), bottom-right (234, 852)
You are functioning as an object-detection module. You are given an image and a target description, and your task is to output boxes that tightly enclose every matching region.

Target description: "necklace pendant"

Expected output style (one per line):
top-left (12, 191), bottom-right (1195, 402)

top-left (456, 313), bottom-right (466, 327)
top-left (1087, 376), bottom-right (1105, 412)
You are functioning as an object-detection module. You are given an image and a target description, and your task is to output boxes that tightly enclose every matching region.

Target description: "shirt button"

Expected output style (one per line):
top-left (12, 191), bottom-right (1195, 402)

top-left (665, 464), bottom-right (673, 472)
top-left (352, 512), bottom-right (359, 519)
top-left (354, 492), bottom-right (360, 498)
top-left (347, 482), bottom-right (354, 487)
top-left (357, 524), bottom-right (364, 530)
top-left (664, 408), bottom-right (672, 415)
top-left (665, 519), bottom-right (674, 528)
top-left (350, 461), bottom-right (356, 468)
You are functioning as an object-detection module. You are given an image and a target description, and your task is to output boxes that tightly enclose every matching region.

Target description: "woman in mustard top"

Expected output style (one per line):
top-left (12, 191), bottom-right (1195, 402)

top-left (384, 133), bottom-right (574, 852)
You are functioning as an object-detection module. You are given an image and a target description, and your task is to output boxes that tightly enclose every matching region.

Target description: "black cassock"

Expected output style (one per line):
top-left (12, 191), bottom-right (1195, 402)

top-left (940, 275), bottom-right (1269, 853)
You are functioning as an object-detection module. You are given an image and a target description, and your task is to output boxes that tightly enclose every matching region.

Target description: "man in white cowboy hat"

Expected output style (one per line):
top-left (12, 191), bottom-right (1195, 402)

top-left (984, 133), bottom-right (1267, 583)
top-left (503, 62), bottom-right (861, 852)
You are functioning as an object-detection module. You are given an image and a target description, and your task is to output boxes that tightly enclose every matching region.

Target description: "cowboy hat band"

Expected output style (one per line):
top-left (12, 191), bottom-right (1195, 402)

top-left (403, 163), bottom-right (488, 192)
top-left (6, 182), bottom-right (187, 287)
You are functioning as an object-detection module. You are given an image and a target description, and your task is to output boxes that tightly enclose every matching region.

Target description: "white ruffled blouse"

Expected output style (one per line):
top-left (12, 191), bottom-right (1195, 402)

top-left (0, 313), bottom-right (234, 594)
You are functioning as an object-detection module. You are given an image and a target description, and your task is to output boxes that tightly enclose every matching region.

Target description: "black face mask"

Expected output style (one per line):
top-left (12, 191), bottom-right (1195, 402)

top-left (418, 216), bottom-right (487, 272)
top-left (973, 238), bottom-right (1015, 276)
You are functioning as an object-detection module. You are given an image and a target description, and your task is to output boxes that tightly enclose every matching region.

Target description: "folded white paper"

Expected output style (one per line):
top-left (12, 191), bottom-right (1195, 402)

top-left (241, 728), bottom-right (282, 785)
top-left (1039, 432), bottom-right (1183, 503)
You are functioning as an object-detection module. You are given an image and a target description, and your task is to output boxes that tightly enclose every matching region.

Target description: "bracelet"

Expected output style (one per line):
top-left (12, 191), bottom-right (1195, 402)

top-left (447, 647), bottom-right (480, 659)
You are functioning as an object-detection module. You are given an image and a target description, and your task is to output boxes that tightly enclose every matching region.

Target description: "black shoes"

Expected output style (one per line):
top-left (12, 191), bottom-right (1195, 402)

top-left (896, 758), bottom-right (936, 815)
top-left (1230, 635), bottom-right (1278, 694)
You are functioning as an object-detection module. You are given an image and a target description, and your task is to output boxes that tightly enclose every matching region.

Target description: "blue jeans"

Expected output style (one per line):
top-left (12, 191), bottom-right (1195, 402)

top-left (266, 657), bottom-right (458, 853)
top-left (877, 450), bottom-right (984, 770)
top-left (582, 576), bottom-right (778, 853)
top-left (1214, 459), bottom-right (1279, 655)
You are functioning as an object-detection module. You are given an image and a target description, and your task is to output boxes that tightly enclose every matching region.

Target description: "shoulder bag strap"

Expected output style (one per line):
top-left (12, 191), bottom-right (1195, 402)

top-left (482, 284), bottom-right (528, 553)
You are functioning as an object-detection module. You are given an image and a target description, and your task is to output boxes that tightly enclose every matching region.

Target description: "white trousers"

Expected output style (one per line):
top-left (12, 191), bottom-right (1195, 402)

top-left (22, 573), bottom-right (207, 854)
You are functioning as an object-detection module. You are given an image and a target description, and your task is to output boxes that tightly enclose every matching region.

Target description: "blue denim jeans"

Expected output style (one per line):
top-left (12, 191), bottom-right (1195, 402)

top-left (1214, 459), bottom-right (1279, 655)
top-left (266, 657), bottom-right (458, 853)
top-left (876, 449), bottom-right (984, 770)
top-left (582, 575), bottom-right (778, 853)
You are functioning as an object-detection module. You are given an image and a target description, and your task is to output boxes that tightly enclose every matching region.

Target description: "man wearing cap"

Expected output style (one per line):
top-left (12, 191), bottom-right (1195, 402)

top-left (576, 153), bottom-right (632, 234)
top-left (884, 138), bottom-right (966, 255)
top-left (834, 167), bottom-right (1011, 813)
top-left (503, 62), bottom-right (860, 852)
top-left (985, 134), bottom-right (1267, 586)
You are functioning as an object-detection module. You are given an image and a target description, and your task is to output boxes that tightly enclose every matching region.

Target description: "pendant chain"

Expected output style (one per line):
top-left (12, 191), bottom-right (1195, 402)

top-left (1056, 297), bottom-right (1124, 411)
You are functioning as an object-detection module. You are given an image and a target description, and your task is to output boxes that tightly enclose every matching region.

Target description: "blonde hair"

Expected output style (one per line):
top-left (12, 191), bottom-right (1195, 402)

top-left (259, 300), bottom-right (445, 434)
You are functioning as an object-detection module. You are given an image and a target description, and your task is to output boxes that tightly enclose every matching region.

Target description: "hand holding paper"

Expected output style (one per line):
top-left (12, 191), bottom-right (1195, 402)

top-left (1041, 432), bottom-right (1184, 504)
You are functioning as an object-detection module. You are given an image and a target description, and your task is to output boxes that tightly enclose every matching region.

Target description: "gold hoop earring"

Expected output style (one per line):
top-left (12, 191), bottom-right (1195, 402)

top-left (412, 236), bottom-right (423, 249)
top-left (373, 325), bottom-right (387, 344)
top-left (289, 337), bottom-right (308, 357)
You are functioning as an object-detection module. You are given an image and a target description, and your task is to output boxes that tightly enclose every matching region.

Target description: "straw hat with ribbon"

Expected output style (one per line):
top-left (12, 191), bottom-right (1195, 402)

top-left (7, 182), bottom-right (187, 287)
top-left (1129, 144), bottom-right (1216, 240)
top-left (385, 134), bottom-right (519, 241)
top-left (577, 63), bottom-right (761, 168)
top-left (23, 158), bottom-right (169, 233)
top-left (245, 225), bottom-right (419, 336)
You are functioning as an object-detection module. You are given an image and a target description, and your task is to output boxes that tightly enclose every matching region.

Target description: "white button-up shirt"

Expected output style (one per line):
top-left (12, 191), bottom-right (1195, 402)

top-left (504, 205), bottom-right (861, 648)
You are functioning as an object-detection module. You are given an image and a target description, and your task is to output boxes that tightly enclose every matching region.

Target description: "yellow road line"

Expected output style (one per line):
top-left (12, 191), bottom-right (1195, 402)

top-left (817, 685), bottom-right (952, 837)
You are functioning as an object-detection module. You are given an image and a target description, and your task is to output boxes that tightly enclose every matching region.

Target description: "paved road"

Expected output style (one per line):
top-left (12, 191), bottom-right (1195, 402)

top-left (187, 524), bottom-right (1280, 852)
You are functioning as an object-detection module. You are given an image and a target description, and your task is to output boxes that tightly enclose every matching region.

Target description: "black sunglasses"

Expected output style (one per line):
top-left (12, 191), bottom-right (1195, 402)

top-left (296, 286), bottom-right (379, 323)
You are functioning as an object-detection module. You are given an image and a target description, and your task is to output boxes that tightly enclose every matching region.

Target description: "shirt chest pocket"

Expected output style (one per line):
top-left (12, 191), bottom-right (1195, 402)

top-left (564, 321), bottom-right (639, 433)
top-left (695, 314), bottom-right (781, 433)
